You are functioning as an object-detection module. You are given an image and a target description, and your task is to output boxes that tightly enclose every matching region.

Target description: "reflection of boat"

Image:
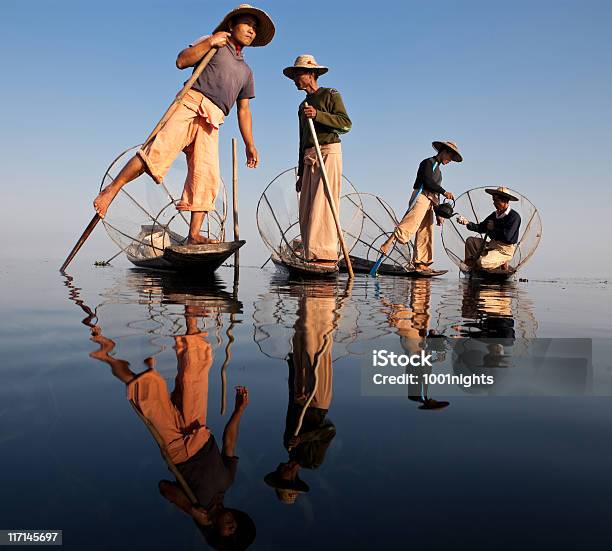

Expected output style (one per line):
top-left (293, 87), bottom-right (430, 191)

top-left (465, 265), bottom-right (516, 282)
top-left (339, 255), bottom-right (447, 278)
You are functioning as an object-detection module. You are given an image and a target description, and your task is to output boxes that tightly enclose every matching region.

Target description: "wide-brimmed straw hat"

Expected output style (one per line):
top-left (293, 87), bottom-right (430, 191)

top-left (432, 140), bottom-right (463, 162)
top-left (485, 186), bottom-right (518, 201)
top-left (283, 55), bottom-right (329, 79)
top-left (213, 4), bottom-right (275, 47)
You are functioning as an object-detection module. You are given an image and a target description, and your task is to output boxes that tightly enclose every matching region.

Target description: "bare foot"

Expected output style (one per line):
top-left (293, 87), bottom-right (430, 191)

top-left (235, 386), bottom-right (249, 413)
top-left (187, 235), bottom-right (220, 245)
top-left (93, 186), bottom-right (118, 218)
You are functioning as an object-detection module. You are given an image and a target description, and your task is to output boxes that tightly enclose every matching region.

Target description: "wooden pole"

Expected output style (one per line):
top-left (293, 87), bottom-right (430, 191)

top-left (305, 106), bottom-right (354, 278)
top-left (129, 400), bottom-right (198, 504)
top-left (59, 47), bottom-right (219, 273)
top-left (231, 138), bottom-right (240, 266)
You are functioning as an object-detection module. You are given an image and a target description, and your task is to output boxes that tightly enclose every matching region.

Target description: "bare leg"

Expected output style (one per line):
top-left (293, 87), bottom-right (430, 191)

top-left (187, 211), bottom-right (220, 245)
top-left (93, 155), bottom-right (146, 217)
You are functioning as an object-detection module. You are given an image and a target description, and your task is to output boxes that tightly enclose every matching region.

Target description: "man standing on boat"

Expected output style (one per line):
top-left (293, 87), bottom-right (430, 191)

top-left (284, 55), bottom-right (352, 267)
top-left (93, 5), bottom-right (275, 245)
top-left (380, 141), bottom-right (462, 274)
top-left (457, 186), bottom-right (521, 271)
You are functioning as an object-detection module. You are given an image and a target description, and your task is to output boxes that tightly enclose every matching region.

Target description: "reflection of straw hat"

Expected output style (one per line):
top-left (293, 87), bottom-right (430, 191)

top-left (432, 140), bottom-right (463, 162)
top-left (264, 468), bottom-right (310, 504)
top-left (485, 186), bottom-right (518, 201)
top-left (283, 55), bottom-right (329, 79)
top-left (213, 4), bottom-right (276, 47)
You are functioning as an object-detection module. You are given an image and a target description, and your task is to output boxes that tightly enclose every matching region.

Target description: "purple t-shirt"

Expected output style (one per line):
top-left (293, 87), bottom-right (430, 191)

top-left (189, 36), bottom-right (255, 116)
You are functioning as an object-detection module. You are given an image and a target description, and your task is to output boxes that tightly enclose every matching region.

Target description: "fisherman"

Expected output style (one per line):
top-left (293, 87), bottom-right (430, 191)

top-left (457, 186), bottom-right (521, 270)
top-left (264, 282), bottom-right (337, 504)
top-left (93, 4), bottom-right (275, 245)
top-left (283, 55), bottom-right (352, 267)
top-left (88, 305), bottom-right (256, 549)
top-left (380, 141), bottom-right (462, 274)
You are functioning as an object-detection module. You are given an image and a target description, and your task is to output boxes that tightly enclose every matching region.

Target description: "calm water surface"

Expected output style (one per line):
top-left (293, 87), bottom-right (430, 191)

top-left (1, 260), bottom-right (611, 550)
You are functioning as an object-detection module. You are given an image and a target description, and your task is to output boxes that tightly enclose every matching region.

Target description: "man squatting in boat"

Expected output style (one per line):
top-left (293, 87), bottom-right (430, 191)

top-left (457, 186), bottom-right (521, 271)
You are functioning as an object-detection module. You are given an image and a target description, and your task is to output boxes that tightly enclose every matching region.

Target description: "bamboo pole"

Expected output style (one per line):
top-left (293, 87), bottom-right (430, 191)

top-left (304, 105), bottom-right (354, 278)
top-left (129, 400), bottom-right (198, 504)
top-left (231, 137), bottom-right (240, 266)
top-left (60, 47), bottom-right (219, 273)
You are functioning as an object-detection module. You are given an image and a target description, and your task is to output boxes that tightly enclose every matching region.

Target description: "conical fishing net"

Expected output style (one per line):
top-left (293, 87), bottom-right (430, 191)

top-left (256, 167), bottom-right (364, 264)
top-left (441, 187), bottom-right (542, 272)
top-left (342, 192), bottom-right (414, 271)
top-left (100, 145), bottom-right (227, 264)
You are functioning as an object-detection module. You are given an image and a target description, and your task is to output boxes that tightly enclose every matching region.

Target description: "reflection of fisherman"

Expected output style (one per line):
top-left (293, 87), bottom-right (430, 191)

top-left (264, 284), bottom-right (337, 504)
top-left (457, 187), bottom-right (521, 271)
top-left (284, 55), bottom-right (352, 267)
top-left (382, 279), bottom-right (450, 410)
top-left (454, 281), bottom-right (515, 375)
top-left (380, 141), bottom-right (462, 274)
top-left (89, 305), bottom-right (255, 550)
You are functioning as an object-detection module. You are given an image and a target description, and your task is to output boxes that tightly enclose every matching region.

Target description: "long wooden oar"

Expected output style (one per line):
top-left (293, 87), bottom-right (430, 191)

top-left (60, 47), bottom-right (219, 273)
top-left (305, 105), bottom-right (354, 278)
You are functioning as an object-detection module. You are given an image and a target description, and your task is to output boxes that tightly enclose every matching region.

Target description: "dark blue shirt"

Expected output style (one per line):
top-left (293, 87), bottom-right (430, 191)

top-left (413, 157), bottom-right (445, 195)
top-left (467, 209), bottom-right (521, 244)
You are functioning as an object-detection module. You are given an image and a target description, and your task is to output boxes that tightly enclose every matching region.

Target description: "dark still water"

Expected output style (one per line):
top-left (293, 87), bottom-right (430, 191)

top-left (1, 260), bottom-right (611, 550)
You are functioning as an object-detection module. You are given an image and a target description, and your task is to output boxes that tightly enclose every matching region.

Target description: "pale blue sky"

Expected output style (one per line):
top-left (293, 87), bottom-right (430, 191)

top-left (1, 0), bottom-right (611, 277)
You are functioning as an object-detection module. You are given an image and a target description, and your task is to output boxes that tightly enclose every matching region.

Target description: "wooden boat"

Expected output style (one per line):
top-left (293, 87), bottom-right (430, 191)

top-left (271, 253), bottom-right (338, 279)
top-left (128, 240), bottom-right (245, 273)
top-left (339, 255), bottom-right (447, 278)
top-left (459, 262), bottom-right (516, 282)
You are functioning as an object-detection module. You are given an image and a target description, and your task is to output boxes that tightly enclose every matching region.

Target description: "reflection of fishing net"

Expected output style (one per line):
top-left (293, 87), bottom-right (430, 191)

top-left (100, 145), bottom-right (227, 264)
top-left (343, 192), bottom-right (414, 271)
top-left (441, 187), bottom-right (542, 272)
top-left (256, 167), bottom-right (363, 263)
top-left (252, 279), bottom-right (357, 362)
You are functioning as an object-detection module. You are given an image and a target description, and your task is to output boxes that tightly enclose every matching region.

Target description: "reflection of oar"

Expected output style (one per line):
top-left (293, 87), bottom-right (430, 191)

top-left (129, 400), bottom-right (198, 505)
top-left (305, 104), bottom-right (354, 278)
top-left (60, 47), bottom-right (219, 273)
top-left (220, 312), bottom-right (236, 416)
